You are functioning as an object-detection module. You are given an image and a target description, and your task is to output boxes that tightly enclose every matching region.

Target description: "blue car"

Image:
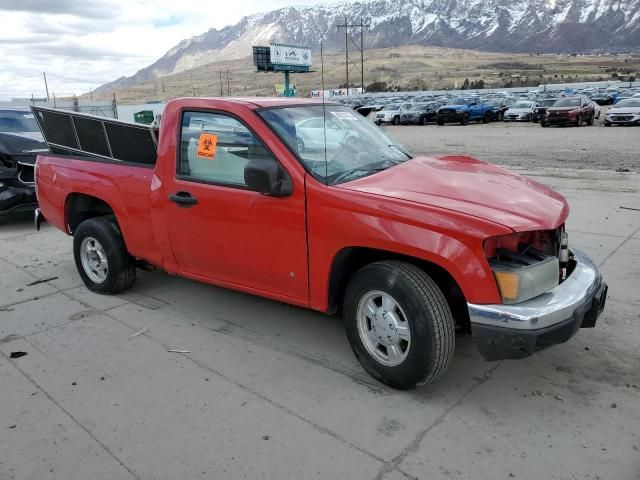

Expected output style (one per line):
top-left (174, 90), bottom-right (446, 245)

top-left (436, 98), bottom-right (494, 125)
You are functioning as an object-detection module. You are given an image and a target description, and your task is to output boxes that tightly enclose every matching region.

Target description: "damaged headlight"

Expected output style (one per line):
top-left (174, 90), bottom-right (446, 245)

top-left (484, 231), bottom-right (563, 304)
top-left (490, 255), bottom-right (559, 304)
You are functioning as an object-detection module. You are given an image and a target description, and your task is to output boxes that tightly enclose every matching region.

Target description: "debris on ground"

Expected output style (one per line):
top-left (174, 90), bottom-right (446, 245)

top-left (168, 349), bottom-right (190, 354)
top-left (128, 327), bottom-right (149, 340)
top-left (26, 277), bottom-right (58, 286)
top-left (615, 167), bottom-right (630, 173)
top-left (554, 395), bottom-right (564, 402)
top-left (620, 206), bottom-right (640, 212)
top-left (9, 351), bottom-right (27, 359)
top-left (610, 402), bottom-right (617, 408)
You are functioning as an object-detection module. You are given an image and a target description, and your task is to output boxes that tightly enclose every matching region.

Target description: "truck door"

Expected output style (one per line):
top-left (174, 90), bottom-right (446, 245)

top-left (163, 110), bottom-right (308, 303)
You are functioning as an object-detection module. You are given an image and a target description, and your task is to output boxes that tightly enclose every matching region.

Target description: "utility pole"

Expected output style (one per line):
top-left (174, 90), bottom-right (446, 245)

top-left (219, 71), bottom-right (223, 96)
top-left (226, 69), bottom-right (230, 96)
top-left (336, 18), bottom-right (370, 94)
top-left (43, 72), bottom-right (50, 102)
top-left (190, 73), bottom-right (195, 96)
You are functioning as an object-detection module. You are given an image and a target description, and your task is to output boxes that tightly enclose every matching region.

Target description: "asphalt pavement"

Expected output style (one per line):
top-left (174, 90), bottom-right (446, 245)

top-left (1, 168), bottom-right (639, 480)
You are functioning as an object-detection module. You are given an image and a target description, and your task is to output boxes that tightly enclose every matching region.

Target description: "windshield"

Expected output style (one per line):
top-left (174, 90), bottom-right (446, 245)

top-left (383, 105), bottom-right (400, 111)
top-left (259, 105), bottom-right (411, 185)
top-left (554, 99), bottom-right (580, 107)
top-left (512, 102), bottom-right (532, 109)
top-left (615, 99), bottom-right (640, 108)
top-left (0, 110), bottom-right (39, 133)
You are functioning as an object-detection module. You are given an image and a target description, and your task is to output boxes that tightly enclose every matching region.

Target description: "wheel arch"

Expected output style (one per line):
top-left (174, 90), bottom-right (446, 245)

top-left (65, 193), bottom-right (116, 235)
top-left (327, 246), bottom-right (470, 331)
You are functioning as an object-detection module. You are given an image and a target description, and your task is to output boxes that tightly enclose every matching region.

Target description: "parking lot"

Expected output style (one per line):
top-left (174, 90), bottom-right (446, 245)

top-left (1, 124), bottom-right (639, 480)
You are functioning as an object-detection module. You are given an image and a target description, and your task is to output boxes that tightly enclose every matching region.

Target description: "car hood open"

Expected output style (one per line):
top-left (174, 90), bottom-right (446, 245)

top-left (337, 155), bottom-right (569, 232)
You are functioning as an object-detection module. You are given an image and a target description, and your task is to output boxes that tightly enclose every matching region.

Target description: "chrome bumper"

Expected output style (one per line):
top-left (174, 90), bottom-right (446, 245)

top-left (468, 249), bottom-right (607, 360)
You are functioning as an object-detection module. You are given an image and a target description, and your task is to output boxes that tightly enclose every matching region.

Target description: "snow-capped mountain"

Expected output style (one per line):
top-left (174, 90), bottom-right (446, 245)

top-left (97, 0), bottom-right (640, 92)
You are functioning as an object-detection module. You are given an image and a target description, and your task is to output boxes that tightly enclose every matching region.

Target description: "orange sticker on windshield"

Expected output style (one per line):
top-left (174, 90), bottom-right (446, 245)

top-left (197, 133), bottom-right (217, 159)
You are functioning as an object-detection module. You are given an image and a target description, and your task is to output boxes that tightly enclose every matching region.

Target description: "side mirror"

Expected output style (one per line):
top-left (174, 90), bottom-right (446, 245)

top-left (244, 159), bottom-right (292, 197)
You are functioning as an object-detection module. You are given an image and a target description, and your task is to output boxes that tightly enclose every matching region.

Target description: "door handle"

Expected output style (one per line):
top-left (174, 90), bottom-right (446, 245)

top-left (169, 191), bottom-right (198, 207)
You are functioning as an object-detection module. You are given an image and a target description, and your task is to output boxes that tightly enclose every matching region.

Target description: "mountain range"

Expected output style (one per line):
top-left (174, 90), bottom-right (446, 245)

top-left (96, 0), bottom-right (640, 93)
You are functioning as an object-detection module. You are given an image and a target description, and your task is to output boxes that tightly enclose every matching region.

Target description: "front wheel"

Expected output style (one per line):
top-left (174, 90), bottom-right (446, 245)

top-left (393, 116), bottom-right (400, 125)
top-left (576, 115), bottom-right (582, 127)
top-left (343, 261), bottom-right (455, 389)
top-left (437, 118), bottom-right (445, 126)
top-left (73, 216), bottom-right (136, 294)
top-left (482, 112), bottom-right (491, 124)
top-left (461, 113), bottom-right (470, 126)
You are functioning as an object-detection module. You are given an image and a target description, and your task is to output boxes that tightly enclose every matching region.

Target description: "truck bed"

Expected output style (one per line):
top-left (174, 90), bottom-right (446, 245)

top-left (35, 154), bottom-right (161, 265)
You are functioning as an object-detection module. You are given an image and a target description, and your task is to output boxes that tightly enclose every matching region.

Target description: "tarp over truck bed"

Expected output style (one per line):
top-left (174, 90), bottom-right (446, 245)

top-left (30, 106), bottom-right (158, 165)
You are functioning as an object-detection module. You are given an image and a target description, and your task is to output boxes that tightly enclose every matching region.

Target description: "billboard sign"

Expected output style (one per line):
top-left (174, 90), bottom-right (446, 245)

top-left (270, 43), bottom-right (312, 68)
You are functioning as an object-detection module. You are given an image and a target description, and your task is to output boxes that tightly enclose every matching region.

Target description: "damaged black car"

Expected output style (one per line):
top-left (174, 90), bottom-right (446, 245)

top-left (0, 108), bottom-right (48, 216)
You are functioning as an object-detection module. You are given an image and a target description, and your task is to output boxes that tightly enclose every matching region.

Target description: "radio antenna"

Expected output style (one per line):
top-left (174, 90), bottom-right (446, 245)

top-left (321, 42), bottom-right (328, 184)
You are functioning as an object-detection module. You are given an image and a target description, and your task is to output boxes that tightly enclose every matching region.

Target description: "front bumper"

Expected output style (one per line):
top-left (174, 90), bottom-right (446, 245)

top-left (468, 249), bottom-right (607, 361)
top-left (0, 182), bottom-right (37, 216)
top-left (437, 111), bottom-right (464, 123)
top-left (605, 115), bottom-right (640, 125)
top-left (546, 115), bottom-right (578, 125)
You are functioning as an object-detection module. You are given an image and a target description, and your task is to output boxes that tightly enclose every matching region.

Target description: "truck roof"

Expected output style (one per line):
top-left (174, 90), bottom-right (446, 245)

top-left (172, 97), bottom-right (340, 109)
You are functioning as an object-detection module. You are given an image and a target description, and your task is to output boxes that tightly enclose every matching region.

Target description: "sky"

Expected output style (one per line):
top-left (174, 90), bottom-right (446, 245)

top-left (0, 0), bottom-right (329, 100)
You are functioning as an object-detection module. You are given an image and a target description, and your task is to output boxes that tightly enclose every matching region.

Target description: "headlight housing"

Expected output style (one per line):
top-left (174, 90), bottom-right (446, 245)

top-left (484, 231), bottom-right (563, 304)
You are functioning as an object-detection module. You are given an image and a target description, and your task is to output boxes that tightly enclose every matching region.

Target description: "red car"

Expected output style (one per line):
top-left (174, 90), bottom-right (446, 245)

top-left (542, 96), bottom-right (595, 127)
top-left (31, 98), bottom-right (607, 389)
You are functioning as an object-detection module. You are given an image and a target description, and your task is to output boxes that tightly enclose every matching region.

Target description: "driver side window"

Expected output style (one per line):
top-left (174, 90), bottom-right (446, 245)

top-left (178, 111), bottom-right (276, 187)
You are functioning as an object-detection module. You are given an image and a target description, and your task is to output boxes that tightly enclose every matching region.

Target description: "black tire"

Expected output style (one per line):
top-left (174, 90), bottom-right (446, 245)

top-left (461, 113), bottom-right (469, 126)
top-left (376, 120), bottom-right (382, 126)
top-left (393, 116), bottom-right (400, 125)
top-left (604, 122), bottom-right (611, 127)
top-left (420, 116), bottom-right (427, 126)
top-left (482, 112), bottom-right (491, 124)
top-left (73, 215), bottom-right (136, 294)
top-left (541, 120), bottom-right (548, 127)
top-left (576, 115), bottom-right (582, 127)
top-left (437, 118), bottom-right (444, 126)
top-left (343, 261), bottom-right (455, 390)
top-left (587, 114), bottom-right (594, 126)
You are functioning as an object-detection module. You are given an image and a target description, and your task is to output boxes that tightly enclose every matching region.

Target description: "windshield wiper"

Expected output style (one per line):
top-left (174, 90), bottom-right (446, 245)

top-left (387, 144), bottom-right (411, 159)
top-left (332, 166), bottom-right (389, 184)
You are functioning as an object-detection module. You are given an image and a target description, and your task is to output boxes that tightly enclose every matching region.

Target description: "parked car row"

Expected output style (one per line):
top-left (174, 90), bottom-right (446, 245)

top-left (371, 95), bottom-right (614, 128)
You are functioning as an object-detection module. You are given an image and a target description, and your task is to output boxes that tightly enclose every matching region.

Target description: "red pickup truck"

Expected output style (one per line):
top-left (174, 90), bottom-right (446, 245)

top-left (31, 98), bottom-right (607, 389)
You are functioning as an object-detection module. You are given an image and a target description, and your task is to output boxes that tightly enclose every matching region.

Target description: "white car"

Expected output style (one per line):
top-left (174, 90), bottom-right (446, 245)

top-left (295, 117), bottom-right (352, 151)
top-left (503, 101), bottom-right (539, 122)
top-left (604, 98), bottom-right (640, 126)
top-left (375, 103), bottom-right (412, 125)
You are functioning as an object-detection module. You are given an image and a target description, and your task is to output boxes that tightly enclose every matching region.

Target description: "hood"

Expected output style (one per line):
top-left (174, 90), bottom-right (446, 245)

top-left (547, 107), bottom-right (580, 112)
top-left (0, 131), bottom-right (46, 155)
top-left (506, 107), bottom-right (533, 113)
top-left (337, 155), bottom-right (568, 232)
top-left (609, 106), bottom-right (640, 114)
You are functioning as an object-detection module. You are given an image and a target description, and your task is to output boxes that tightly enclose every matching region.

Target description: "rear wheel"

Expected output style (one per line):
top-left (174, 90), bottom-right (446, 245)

top-left (437, 118), bottom-right (445, 126)
top-left (587, 114), bottom-right (594, 126)
top-left (576, 115), bottom-right (582, 127)
top-left (461, 113), bottom-right (470, 126)
top-left (343, 261), bottom-right (455, 389)
top-left (541, 120), bottom-right (548, 127)
top-left (482, 112), bottom-right (491, 124)
top-left (73, 216), bottom-right (136, 294)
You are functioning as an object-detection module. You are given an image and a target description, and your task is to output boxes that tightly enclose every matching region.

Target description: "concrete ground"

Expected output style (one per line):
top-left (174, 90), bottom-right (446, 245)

top-left (1, 169), bottom-right (639, 477)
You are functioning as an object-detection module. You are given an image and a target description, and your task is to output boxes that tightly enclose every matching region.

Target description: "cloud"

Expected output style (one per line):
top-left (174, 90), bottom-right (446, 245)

top-left (0, 0), bottom-right (331, 100)
top-left (0, 0), bottom-right (120, 18)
